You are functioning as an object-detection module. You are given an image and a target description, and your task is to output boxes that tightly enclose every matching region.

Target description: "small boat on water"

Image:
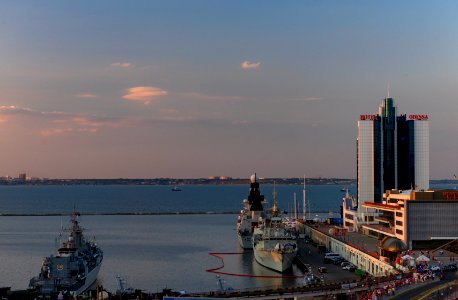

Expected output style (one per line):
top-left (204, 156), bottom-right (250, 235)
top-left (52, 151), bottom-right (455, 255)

top-left (29, 211), bottom-right (103, 296)
top-left (171, 186), bottom-right (182, 192)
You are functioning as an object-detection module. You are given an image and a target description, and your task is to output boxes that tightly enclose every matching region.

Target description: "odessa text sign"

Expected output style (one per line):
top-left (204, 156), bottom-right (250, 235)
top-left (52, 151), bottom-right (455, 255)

top-left (409, 115), bottom-right (428, 121)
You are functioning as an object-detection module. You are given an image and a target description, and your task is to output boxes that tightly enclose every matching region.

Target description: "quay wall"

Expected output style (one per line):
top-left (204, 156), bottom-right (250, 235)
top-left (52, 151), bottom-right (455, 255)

top-left (298, 223), bottom-right (396, 277)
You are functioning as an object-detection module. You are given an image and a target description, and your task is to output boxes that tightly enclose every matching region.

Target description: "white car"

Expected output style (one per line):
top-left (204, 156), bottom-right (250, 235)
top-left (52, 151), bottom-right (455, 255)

top-left (429, 265), bottom-right (441, 272)
top-left (343, 264), bottom-right (356, 270)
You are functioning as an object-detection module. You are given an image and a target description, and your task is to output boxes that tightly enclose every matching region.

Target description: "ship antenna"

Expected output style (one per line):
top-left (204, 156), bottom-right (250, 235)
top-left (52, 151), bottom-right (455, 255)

top-left (273, 181), bottom-right (277, 213)
top-left (302, 175), bottom-right (306, 220)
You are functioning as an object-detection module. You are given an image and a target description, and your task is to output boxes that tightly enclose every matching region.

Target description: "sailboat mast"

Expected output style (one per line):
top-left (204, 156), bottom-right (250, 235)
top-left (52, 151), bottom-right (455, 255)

top-left (293, 192), bottom-right (297, 220)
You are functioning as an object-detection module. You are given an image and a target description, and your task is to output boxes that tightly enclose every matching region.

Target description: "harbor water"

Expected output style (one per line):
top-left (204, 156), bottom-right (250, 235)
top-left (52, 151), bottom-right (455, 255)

top-left (0, 183), bottom-right (454, 293)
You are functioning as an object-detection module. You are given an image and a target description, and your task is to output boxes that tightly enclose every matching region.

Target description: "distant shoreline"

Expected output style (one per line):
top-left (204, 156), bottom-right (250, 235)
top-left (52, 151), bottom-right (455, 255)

top-left (0, 211), bottom-right (339, 217)
top-left (0, 178), bottom-right (454, 186)
top-left (2, 177), bottom-right (351, 186)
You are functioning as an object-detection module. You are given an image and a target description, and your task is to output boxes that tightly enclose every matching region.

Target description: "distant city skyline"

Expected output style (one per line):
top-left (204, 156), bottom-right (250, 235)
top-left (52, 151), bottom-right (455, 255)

top-left (0, 1), bottom-right (457, 179)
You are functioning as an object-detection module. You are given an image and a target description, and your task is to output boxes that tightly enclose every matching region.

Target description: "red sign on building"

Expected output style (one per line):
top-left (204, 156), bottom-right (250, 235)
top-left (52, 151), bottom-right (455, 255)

top-left (442, 191), bottom-right (458, 200)
top-left (360, 114), bottom-right (377, 121)
top-left (409, 114), bottom-right (429, 121)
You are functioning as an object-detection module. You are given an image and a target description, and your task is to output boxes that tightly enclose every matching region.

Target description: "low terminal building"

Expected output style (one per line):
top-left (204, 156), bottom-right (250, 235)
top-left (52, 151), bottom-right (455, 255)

top-left (343, 189), bottom-right (458, 249)
top-left (296, 220), bottom-right (396, 277)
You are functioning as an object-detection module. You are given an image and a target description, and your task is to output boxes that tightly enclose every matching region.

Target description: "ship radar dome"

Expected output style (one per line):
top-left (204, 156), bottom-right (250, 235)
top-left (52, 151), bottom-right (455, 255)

top-left (250, 174), bottom-right (258, 183)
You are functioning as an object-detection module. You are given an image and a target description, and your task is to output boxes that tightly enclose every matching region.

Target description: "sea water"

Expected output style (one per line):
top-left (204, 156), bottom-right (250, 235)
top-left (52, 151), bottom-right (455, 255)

top-left (0, 183), bottom-right (453, 293)
top-left (0, 214), bottom-right (307, 293)
top-left (0, 184), bottom-right (352, 214)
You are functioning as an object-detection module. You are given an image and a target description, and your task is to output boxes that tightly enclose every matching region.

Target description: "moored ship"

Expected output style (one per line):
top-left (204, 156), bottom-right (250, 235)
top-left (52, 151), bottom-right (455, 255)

top-left (252, 192), bottom-right (297, 272)
top-left (236, 174), bottom-right (266, 249)
top-left (29, 211), bottom-right (103, 296)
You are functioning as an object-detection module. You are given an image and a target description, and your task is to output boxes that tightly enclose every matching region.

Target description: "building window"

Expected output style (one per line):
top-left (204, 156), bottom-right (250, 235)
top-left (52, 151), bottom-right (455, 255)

top-left (345, 213), bottom-right (354, 220)
top-left (395, 220), bottom-right (403, 226)
top-left (396, 229), bottom-right (403, 235)
top-left (345, 221), bottom-right (353, 227)
top-left (396, 212), bottom-right (403, 217)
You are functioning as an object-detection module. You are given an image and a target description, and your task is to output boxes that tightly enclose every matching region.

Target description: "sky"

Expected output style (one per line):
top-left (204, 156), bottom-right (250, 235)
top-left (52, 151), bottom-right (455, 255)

top-left (0, 1), bottom-right (457, 179)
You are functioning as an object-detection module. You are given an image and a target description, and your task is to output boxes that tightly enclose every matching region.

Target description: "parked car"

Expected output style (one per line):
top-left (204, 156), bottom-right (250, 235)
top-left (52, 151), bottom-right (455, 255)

top-left (323, 257), bottom-right (334, 264)
top-left (318, 266), bottom-right (327, 273)
top-left (332, 257), bottom-right (345, 265)
top-left (429, 265), bottom-right (441, 272)
top-left (324, 253), bottom-right (341, 259)
top-left (442, 264), bottom-right (457, 272)
top-left (341, 261), bottom-right (351, 267)
top-left (343, 264), bottom-right (356, 270)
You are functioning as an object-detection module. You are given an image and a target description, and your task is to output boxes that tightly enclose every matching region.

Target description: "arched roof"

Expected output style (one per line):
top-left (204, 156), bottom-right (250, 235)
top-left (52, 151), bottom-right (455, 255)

top-left (380, 237), bottom-right (408, 252)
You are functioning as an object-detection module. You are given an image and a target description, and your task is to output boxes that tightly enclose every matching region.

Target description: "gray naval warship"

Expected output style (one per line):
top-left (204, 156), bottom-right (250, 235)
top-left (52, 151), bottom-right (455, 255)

top-left (29, 211), bottom-right (103, 296)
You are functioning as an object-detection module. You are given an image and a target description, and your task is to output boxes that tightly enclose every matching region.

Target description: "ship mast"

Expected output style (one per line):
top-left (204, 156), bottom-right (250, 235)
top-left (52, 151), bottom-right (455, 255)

top-left (272, 181), bottom-right (278, 214)
top-left (302, 175), bottom-right (306, 220)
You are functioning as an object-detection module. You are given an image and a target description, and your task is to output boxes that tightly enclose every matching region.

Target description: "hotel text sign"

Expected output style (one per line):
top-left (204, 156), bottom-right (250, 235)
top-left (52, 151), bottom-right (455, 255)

top-left (360, 114), bottom-right (377, 121)
top-left (409, 115), bottom-right (429, 121)
top-left (442, 191), bottom-right (458, 200)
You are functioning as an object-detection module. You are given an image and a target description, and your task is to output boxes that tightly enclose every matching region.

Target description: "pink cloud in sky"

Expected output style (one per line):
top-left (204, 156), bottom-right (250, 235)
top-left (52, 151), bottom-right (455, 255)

top-left (76, 93), bottom-right (98, 99)
top-left (40, 127), bottom-right (99, 137)
top-left (71, 116), bottom-right (125, 128)
top-left (241, 60), bottom-right (261, 69)
top-left (0, 105), bottom-right (131, 137)
top-left (111, 62), bottom-right (132, 68)
top-left (123, 86), bottom-right (168, 105)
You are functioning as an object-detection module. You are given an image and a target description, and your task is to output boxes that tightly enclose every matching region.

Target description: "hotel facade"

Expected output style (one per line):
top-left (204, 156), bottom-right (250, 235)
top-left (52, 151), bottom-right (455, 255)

top-left (354, 97), bottom-right (429, 223)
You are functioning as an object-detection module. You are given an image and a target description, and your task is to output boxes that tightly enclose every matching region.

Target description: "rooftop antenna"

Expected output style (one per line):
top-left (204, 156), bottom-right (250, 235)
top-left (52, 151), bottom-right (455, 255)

top-left (387, 82), bottom-right (391, 98)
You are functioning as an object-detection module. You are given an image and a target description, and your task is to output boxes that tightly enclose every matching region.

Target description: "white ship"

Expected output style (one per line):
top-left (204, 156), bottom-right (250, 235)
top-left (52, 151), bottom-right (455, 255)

top-left (29, 211), bottom-right (103, 296)
top-left (236, 174), bottom-right (265, 249)
top-left (252, 192), bottom-right (297, 272)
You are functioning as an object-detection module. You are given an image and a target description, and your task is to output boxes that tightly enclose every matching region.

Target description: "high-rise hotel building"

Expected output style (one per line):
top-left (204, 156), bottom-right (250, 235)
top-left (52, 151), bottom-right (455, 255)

top-left (357, 97), bottom-right (429, 207)
top-left (343, 97), bottom-right (458, 249)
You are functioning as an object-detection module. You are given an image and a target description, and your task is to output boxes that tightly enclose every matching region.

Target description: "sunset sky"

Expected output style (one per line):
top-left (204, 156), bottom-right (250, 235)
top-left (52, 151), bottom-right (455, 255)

top-left (0, 1), bottom-right (457, 179)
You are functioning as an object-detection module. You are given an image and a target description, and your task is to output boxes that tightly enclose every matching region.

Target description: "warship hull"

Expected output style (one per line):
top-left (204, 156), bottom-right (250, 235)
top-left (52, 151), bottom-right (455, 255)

top-left (237, 232), bottom-right (252, 249)
top-left (253, 245), bottom-right (296, 272)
